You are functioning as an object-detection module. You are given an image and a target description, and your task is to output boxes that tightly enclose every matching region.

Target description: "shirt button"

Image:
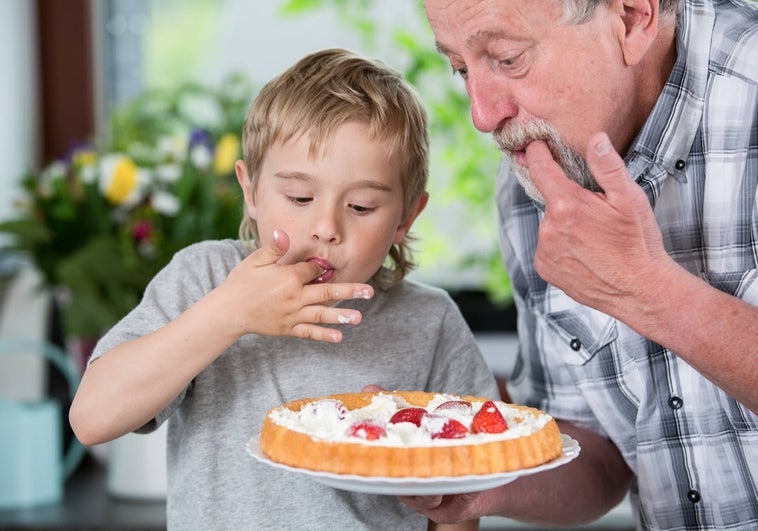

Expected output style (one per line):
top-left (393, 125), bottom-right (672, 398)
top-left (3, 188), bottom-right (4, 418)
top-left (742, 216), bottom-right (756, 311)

top-left (668, 396), bottom-right (683, 409)
top-left (687, 490), bottom-right (701, 503)
top-left (569, 338), bottom-right (581, 351)
top-left (675, 159), bottom-right (686, 170)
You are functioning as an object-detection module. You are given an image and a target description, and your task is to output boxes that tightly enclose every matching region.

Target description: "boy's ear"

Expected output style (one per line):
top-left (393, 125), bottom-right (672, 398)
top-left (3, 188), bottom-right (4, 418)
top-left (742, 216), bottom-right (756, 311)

top-left (235, 160), bottom-right (257, 219)
top-left (393, 192), bottom-right (429, 244)
top-left (618, 0), bottom-right (660, 66)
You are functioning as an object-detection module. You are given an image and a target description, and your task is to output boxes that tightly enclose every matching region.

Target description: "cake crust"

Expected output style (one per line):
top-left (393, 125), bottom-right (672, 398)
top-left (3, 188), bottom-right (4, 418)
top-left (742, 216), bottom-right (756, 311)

top-left (259, 391), bottom-right (563, 477)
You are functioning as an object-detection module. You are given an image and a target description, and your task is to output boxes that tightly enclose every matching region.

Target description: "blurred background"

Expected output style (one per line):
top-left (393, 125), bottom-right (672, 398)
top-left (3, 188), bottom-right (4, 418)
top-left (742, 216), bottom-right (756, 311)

top-left (0, 1), bottom-right (632, 529)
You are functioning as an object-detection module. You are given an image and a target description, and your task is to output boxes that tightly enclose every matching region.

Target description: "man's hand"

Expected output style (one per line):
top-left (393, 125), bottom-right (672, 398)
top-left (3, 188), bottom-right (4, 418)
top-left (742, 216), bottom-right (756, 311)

top-left (219, 230), bottom-right (373, 342)
top-left (525, 132), bottom-right (673, 318)
top-left (397, 422), bottom-right (632, 525)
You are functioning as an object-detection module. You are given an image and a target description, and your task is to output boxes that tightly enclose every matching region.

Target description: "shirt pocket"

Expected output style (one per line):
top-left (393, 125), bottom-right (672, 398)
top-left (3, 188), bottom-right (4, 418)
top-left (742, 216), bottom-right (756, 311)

top-left (539, 286), bottom-right (618, 366)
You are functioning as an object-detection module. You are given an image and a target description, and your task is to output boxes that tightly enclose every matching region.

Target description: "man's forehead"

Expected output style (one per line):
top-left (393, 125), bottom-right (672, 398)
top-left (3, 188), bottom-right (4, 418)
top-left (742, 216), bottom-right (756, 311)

top-left (425, 0), bottom-right (556, 47)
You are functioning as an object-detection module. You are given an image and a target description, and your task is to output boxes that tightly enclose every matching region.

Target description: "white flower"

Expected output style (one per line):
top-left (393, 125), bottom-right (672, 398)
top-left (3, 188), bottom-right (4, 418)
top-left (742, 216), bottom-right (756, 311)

top-left (37, 161), bottom-right (67, 198)
top-left (154, 163), bottom-right (182, 184)
top-left (156, 134), bottom-right (188, 162)
top-left (41, 161), bottom-right (67, 184)
top-left (151, 190), bottom-right (180, 216)
top-left (79, 164), bottom-right (97, 184)
top-left (190, 143), bottom-right (213, 170)
top-left (178, 93), bottom-right (223, 130)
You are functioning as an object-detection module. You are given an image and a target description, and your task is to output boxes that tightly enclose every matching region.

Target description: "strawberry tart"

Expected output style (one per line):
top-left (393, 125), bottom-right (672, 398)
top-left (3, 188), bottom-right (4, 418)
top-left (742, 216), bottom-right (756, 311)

top-left (259, 391), bottom-right (563, 477)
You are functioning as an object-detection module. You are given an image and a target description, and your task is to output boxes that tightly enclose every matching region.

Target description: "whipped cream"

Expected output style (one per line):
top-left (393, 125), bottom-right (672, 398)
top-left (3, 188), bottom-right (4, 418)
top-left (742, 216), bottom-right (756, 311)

top-left (268, 393), bottom-right (552, 447)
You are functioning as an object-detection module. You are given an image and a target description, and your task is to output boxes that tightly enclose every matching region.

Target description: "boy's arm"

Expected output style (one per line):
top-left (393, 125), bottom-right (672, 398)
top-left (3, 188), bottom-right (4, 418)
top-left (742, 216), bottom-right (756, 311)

top-left (70, 234), bottom-right (373, 446)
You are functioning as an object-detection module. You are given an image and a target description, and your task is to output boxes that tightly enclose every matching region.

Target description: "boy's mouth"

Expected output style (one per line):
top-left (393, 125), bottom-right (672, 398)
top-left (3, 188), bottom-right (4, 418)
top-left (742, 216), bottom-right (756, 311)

top-left (306, 257), bottom-right (335, 284)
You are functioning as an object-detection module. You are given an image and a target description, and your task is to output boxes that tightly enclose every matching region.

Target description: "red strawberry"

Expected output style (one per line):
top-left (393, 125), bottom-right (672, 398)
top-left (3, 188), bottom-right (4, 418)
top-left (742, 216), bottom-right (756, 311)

top-left (389, 407), bottom-right (427, 426)
top-left (433, 400), bottom-right (472, 414)
top-left (346, 420), bottom-right (386, 440)
top-left (471, 401), bottom-right (508, 434)
top-left (422, 414), bottom-right (470, 439)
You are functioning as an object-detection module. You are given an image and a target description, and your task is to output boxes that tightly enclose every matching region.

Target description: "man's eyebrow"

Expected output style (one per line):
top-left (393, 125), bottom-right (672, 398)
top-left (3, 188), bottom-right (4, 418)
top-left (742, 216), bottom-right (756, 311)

top-left (436, 28), bottom-right (515, 56)
top-left (467, 29), bottom-right (512, 49)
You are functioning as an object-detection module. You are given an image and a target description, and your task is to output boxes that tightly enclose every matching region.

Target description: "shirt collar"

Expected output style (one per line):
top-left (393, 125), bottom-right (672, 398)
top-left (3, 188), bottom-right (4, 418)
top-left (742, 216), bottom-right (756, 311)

top-left (625, 0), bottom-right (714, 183)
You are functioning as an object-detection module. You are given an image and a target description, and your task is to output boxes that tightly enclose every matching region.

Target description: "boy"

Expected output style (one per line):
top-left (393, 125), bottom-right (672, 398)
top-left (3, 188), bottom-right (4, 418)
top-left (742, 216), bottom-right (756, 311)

top-left (70, 48), bottom-right (496, 530)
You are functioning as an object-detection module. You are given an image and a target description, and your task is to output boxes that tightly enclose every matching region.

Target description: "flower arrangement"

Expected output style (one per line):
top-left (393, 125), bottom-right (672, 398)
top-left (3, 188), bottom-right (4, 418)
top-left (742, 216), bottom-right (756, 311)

top-left (0, 74), bottom-right (254, 338)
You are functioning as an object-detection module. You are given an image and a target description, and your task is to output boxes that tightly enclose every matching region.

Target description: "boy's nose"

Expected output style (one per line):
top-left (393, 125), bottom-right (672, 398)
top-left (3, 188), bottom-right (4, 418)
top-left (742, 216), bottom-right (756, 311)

top-left (311, 213), bottom-right (342, 244)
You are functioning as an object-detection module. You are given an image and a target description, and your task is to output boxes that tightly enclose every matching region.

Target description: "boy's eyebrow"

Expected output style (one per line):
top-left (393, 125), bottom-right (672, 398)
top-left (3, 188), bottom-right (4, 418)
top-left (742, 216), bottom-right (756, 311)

top-left (274, 171), bottom-right (394, 192)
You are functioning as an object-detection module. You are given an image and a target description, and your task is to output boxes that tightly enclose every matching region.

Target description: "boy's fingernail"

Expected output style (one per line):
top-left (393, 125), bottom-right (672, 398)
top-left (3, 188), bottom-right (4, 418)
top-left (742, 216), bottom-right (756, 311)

top-left (337, 314), bottom-right (353, 324)
top-left (353, 288), bottom-right (371, 299)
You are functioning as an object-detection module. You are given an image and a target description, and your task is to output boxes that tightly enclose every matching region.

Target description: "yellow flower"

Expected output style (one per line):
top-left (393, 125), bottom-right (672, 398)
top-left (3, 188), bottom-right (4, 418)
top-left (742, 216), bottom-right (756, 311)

top-left (99, 154), bottom-right (147, 207)
top-left (73, 149), bottom-right (97, 168)
top-left (212, 134), bottom-right (239, 175)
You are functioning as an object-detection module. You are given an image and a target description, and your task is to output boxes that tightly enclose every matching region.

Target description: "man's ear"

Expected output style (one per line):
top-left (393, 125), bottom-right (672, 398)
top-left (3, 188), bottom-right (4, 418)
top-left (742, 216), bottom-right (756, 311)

top-left (619, 0), bottom-right (660, 66)
top-left (393, 192), bottom-right (429, 244)
top-left (235, 160), bottom-right (257, 219)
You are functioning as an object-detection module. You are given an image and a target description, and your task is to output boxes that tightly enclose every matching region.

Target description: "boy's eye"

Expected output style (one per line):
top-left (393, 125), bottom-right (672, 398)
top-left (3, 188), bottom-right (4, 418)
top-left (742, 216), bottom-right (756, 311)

top-left (287, 196), bottom-right (312, 205)
top-left (349, 203), bottom-right (375, 214)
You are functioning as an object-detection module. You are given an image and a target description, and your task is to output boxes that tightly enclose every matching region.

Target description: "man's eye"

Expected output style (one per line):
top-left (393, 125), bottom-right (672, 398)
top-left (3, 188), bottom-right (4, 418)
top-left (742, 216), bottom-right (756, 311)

top-left (450, 64), bottom-right (468, 79)
top-left (498, 52), bottom-right (526, 70)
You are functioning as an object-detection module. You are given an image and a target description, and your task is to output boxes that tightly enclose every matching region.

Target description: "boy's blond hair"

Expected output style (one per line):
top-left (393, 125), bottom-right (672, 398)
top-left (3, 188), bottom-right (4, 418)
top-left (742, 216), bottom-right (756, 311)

top-left (238, 48), bottom-right (429, 289)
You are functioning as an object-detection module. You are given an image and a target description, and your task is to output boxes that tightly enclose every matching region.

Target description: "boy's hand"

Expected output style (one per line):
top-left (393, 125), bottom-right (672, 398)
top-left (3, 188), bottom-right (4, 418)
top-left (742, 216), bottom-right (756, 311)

top-left (220, 230), bottom-right (373, 343)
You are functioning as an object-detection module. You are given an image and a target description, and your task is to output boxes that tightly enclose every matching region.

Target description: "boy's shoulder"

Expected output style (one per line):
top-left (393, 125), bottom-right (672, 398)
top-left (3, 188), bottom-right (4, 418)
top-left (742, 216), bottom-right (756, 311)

top-left (389, 277), bottom-right (452, 300)
top-left (171, 239), bottom-right (247, 264)
top-left (378, 278), bottom-right (460, 318)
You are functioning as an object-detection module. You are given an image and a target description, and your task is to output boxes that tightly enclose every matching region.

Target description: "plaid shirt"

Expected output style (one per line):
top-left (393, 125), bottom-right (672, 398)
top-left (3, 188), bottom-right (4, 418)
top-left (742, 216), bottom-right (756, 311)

top-left (498, 0), bottom-right (758, 529)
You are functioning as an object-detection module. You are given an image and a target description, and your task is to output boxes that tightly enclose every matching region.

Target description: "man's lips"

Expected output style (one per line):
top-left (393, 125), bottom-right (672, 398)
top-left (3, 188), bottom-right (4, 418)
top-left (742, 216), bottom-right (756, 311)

top-left (306, 257), bottom-right (335, 284)
top-left (514, 148), bottom-right (528, 167)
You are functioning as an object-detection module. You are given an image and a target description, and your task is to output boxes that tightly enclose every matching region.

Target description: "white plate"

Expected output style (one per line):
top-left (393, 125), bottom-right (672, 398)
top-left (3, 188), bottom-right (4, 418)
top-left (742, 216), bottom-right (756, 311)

top-left (246, 434), bottom-right (580, 495)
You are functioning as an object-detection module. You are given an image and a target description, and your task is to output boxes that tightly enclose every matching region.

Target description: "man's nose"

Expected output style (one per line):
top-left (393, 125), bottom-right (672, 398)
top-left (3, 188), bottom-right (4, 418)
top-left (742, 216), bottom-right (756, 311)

top-left (467, 74), bottom-right (518, 133)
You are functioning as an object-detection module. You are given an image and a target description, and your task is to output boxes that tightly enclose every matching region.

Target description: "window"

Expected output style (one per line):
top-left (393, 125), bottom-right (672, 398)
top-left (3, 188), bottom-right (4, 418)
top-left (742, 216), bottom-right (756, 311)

top-left (95, 0), bottom-right (509, 301)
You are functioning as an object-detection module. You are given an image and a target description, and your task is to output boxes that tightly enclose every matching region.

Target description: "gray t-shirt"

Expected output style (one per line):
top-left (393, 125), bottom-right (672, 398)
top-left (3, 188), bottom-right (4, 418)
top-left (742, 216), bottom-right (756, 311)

top-left (91, 240), bottom-right (500, 530)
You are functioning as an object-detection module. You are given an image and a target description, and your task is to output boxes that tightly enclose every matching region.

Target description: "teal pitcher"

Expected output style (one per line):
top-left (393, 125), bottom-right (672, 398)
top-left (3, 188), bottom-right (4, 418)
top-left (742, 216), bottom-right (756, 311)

top-left (0, 338), bottom-right (86, 508)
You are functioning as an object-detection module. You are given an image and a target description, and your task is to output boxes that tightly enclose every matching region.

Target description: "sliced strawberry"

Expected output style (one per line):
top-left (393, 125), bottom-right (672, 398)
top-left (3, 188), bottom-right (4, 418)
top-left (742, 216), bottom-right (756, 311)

top-left (346, 420), bottom-right (386, 440)
top-left (422, 414), bottom-right (469, 439)
top-left (389, 407), bottom-right (427, 426)
top-left (433, 400), bottom-right (472, 414)
top-left (471, 401), bottom-right (508, 434)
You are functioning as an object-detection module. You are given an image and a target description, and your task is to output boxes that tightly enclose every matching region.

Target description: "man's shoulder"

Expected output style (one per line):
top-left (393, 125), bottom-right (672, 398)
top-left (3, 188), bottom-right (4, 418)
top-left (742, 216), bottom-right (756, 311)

top-left (711, 0), bottom-right (758, 80)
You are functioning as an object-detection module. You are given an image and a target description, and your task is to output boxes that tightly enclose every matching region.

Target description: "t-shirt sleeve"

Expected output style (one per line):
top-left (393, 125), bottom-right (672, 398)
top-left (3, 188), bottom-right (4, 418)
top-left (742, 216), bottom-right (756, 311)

top-left (86, 242), bottom-right (225, 432)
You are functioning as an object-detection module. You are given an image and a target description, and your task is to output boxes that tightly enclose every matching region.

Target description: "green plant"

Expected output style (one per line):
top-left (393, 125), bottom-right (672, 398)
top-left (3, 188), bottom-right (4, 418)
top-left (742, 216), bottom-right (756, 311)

top-left (281, 0), bottom-right (512, 303)
top-left (0, 74), bottom-right (252, 338)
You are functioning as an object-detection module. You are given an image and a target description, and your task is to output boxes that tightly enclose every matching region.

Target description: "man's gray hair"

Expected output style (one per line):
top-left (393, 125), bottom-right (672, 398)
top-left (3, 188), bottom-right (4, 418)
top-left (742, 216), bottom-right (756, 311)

top-left (562, 0), bottom-right (681, 23)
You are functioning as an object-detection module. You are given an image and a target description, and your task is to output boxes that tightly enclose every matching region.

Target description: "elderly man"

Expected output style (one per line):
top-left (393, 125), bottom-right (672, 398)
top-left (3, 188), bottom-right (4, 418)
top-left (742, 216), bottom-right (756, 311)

top-left (404, 0), bottom-right (758, 529)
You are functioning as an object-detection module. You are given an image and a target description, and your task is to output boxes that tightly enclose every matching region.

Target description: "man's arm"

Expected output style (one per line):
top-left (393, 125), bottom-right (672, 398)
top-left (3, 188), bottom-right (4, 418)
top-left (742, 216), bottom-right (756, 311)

top-left (526, 133), bottom-right (758, 413)
top-left (401, 421), bottom-right (632, 525)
